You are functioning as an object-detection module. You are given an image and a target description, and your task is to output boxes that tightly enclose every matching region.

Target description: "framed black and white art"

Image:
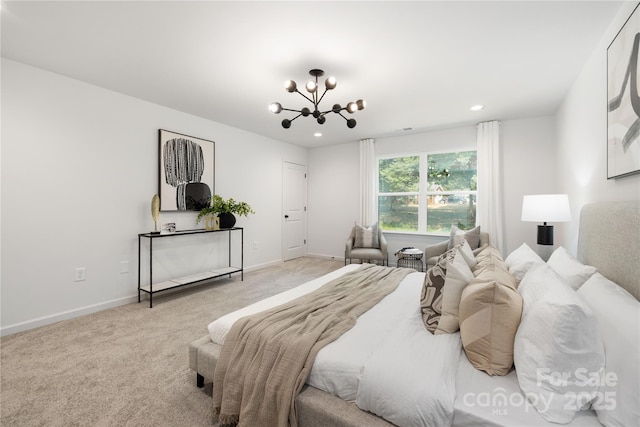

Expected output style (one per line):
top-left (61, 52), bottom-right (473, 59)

top-left (159, 129), bottom-right (215, 211)
top-left (607, 3), bottom-right (640, 179)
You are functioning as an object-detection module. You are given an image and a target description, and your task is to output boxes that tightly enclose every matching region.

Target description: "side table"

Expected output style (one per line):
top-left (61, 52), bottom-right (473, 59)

top-left (395, 248), bottom-right (424, 271)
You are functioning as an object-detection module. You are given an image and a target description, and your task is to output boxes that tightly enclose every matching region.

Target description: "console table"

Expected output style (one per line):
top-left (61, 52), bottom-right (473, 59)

top-left (137, 227), bottom-right (243, 307)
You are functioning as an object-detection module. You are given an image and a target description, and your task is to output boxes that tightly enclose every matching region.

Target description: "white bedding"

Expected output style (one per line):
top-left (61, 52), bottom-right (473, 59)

top-left (206, 264), bottom-right (601, 427)
top-left (453, 355), bottom-right (601, 427)
top-left (309, 270), bottom-right (462, 427)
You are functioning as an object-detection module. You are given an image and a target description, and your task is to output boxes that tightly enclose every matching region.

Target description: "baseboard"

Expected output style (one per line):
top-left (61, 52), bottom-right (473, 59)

top-left (305, 253), bottom-right (343, 261)
top-left (1, 257), bottom-right (326, 337)
top-left (0, 295), bottom-right (138, 337)
top-left (243, 259), bottom-right (282, 272)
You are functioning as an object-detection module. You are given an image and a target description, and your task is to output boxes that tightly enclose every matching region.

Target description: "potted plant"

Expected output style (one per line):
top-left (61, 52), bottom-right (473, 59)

top-left (196, 194), bottom-right (254, 229)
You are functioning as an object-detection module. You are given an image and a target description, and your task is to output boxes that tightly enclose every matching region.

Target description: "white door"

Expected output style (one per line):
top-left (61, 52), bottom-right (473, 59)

top-left (282, 161), bottom-right (307, 261)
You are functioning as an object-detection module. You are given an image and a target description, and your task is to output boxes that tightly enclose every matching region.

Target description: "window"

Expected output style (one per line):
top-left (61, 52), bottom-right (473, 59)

top-left (378, 150), bottom-right (477, 234)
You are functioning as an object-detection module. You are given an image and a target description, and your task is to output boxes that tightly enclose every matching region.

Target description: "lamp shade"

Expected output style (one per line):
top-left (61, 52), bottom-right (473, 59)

top-left (521, 194), bottom-right (571, 223)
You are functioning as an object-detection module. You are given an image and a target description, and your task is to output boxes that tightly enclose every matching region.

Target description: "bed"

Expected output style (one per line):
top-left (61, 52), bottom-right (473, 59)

top-left (188, 201), bottom-right (639, 427)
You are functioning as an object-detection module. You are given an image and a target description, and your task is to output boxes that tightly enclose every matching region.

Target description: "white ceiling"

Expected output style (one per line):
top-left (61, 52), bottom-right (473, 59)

top-left (1, 1), bottom-right (623, 148)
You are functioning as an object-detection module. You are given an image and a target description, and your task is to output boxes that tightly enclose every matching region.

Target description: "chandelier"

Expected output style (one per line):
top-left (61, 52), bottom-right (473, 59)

top-left (269, 69), bottom-right (366, 129)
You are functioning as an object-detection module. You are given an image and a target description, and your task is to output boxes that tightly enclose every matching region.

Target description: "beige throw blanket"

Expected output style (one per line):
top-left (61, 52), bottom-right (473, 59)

top-left (212, 264), bottom-right (412, 427)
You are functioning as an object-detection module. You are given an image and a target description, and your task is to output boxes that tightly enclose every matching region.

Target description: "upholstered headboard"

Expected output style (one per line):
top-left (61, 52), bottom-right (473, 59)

top-left (577, 201), bottom-right (640, 301)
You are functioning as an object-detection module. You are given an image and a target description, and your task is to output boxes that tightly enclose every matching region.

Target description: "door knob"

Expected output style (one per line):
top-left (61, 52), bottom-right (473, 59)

top-left (284, 215), bottom-right (289, 218)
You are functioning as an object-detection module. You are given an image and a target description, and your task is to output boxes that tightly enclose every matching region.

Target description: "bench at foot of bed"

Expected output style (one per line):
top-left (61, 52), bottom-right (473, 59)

top-left (188, 335), bottom-right (394, 427)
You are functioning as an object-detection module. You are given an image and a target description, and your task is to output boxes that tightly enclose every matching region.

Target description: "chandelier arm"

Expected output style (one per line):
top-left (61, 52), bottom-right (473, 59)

top-left (320, 108), bottom-right (344, 116)
top-left (337, 111), bottom-right (349, 122)
top-left (282, 107), bottom-right (303, 113)
top-left (295, 90), bottom-right (314, 105)
top-left (289, 113), bottom-right (302, 122)
top-left (317, 88), bottom-right (329, 106)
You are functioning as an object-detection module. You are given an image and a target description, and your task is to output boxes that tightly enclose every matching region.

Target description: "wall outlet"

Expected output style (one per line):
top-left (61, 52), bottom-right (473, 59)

top-left (120, 260), bottom-right (129, 274)
top-left (74, 267), bottom-right (86, 282)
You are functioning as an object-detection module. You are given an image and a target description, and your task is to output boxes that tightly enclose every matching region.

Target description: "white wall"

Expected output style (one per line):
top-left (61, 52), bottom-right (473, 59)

top-left (501, 116), bottom-right (557, 260)
top-left (1, 59), bottom-right (306, 335)
top-left (556, 1), bottom-right (640, 254)
top-left (307, 119), bottom-right (556, 263)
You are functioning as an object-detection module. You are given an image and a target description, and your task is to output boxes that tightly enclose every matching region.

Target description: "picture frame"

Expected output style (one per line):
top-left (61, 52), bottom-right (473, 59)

top-left (607, 3), bottom-right (640, 179)
top-left (159, 129), bottom-right (215, 211)
top-left (160, 222), bottom-right (176, 234)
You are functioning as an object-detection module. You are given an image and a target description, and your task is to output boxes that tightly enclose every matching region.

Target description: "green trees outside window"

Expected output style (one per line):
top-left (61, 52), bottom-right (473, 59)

top-left (378, 150), bottom-right (477, 234)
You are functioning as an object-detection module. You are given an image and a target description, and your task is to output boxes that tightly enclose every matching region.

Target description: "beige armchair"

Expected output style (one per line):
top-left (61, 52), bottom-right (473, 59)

top-left (345, 225), bottom-right (388, 266)
top-left (425, 231), bottom-right (490, 268)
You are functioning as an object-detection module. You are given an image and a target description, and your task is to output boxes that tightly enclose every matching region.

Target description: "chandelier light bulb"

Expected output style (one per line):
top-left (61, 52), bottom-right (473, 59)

top-left (347, 102), bottom-right (358, 113)
top-left (285, 80), bottom-right (297, 92)
top-left (325, 76), bottom-right (337, 90)
top-left (305, 80), bottom-right (317, 93)
top-left (356, 99), bottom-right (366, 110)
top-left (269, 102), bottom-right (282, 114)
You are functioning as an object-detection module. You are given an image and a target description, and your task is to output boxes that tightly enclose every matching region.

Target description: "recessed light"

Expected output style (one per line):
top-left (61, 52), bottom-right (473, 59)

top-left (470, 105), bottom-right (484, 111)
top-left (314, 132), bottom-right (322, 137)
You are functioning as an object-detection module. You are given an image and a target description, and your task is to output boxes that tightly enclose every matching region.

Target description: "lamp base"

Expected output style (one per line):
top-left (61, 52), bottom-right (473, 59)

top-left (537, 224), bottom-right (554, 245)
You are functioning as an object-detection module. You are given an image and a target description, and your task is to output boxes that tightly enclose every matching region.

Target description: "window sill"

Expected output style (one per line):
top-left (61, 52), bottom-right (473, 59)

top-left (382, 230), bottom-right (448, 238)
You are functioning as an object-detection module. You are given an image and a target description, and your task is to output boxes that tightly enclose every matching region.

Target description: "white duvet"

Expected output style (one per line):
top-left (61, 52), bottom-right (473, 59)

top-left (208, 265), bottom-right (462, 427)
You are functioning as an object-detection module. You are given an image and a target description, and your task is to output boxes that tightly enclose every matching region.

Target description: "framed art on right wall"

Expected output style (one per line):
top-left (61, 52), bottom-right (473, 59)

top-left (607, 3), bottom-right (640, 179)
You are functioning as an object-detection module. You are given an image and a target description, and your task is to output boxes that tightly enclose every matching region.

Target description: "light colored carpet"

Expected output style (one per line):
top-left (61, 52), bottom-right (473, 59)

top-left (0, 256), bottom-right (345, 426)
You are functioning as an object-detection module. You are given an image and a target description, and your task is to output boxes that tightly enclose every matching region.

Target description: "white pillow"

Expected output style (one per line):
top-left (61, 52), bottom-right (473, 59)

top-left (514, 263), bottom-right (605, 424)
top-left (577, 273), bottom-right (640, 427)
top-left (435, 251), bottom-right (474, 335)
top-left (504, 243), bottom-right (544, 283)
top-left (547, 247), bottom-right (597, 290)
top-left (458, 239), bottom-right (477, 269)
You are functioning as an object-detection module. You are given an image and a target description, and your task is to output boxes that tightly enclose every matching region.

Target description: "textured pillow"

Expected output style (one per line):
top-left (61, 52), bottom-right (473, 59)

top-left (458, 250), bottom-right (522, 376)
top-left (448, 225), bottom-right (481, 250)
top-left (435, 250), bottom-right (474, 335)
top-left (577, 273), bottom-right (640, 427)
top-left (353, 223), bottom-right (379, 249)
top-left (420, 247), bottom-right (457, 333)
top-left (547, 246), bottom-right (597, 290)
top-left (514, 263), bottom-right (605, 424)
top-left (504, 243), bottom-right (544, 283)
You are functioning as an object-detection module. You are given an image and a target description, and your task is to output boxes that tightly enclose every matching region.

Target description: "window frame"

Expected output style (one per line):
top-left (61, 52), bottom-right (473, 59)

top-left (377, 148), bottom-right (477, 236)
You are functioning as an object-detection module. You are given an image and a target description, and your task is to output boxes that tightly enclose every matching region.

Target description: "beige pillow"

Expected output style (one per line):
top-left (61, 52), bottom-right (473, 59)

top-left (459, 250), bottom-right (522, 376)
top-left (448, 225), bottom-right (481, 250)
top-left (472, 246), bottom-right (504, 276)
top-left (353, 223), bottom-right (379, 248)
top-left (420, 247), bottom-right (457, 333)
top-left (435, 250), bottom-right (474, 335)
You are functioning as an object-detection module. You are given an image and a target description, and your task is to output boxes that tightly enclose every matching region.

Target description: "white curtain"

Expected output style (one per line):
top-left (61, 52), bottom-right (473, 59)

top-left (476, 121), bottom-right (504, 254)
top-left (359, 138), bottom-right (377, 226)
